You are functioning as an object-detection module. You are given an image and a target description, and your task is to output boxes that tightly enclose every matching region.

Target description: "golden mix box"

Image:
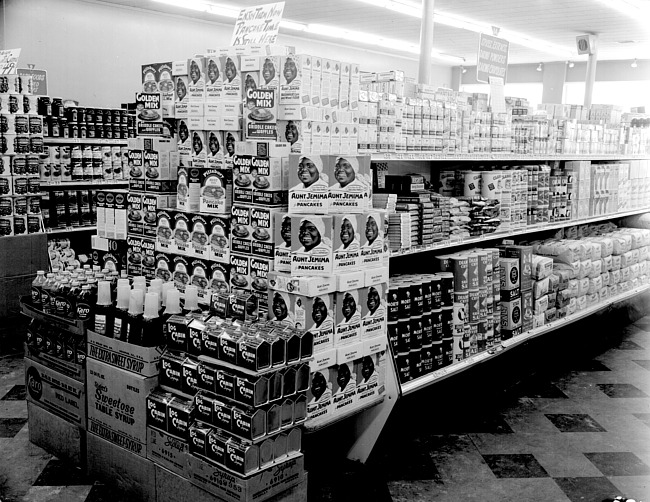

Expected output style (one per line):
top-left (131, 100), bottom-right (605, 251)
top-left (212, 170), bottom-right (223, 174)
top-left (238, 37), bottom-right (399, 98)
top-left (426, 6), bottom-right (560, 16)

top-left (332, 214), bottom-right (361, 274)
top-left (127, 192), bottom-right (144, 235)
top-left (142, 193), bottom-right (175, 240)
top-left (249, 256), bottom-right (273, 306)
top-left (230, 204), bottom-right (252, 255)
top-left (230, 253), bottom-right (251, 294)
top-left (134, 92), bottom-right (164, 137)
top-left (244, 87), bottom-right (278, 142)
top-left (187, 57), bottom-right (206, 103)
top-left (327, 155), bottom-right (371, 213)
top-left (127, 235), bottom-right (144, 277)
top-left (288, 154), bottom-right (329, 214)
top-left (251, 206), bottom-right (284, 259)
top-left (273, 212), bottom-right (291, 273)
top-left (290, 215), bottom-right (333, 276)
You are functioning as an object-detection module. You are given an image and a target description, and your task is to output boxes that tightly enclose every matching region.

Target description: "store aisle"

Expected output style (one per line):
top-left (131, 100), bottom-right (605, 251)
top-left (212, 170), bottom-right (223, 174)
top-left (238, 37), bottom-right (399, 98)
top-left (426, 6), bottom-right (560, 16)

top-left (1, 312), bottom-right (649, 501)
top-left (372, 315), bottom-right (650, 502)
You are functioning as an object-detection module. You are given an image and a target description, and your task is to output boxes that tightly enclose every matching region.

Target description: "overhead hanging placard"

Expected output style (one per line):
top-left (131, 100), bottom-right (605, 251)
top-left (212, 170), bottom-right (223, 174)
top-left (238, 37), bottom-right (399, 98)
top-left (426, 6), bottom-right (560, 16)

top-left (231, 2), bottom-right (285, 46)
top-left (0, 49), bottom-right (21, 75)
top-left (476, 34), bottom-right (509, 83)
top-left (18, 68), bottom-right (48, 95)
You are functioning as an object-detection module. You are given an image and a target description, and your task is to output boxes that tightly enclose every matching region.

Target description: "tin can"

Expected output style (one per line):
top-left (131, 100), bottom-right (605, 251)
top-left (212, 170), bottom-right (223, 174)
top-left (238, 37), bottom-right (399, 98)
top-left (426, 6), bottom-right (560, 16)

top-left (442, 336), bottom-right (453, 367)
top-left (410, 315), bottom-right (423, 350)
top-left (441, 305), bottom-right (454, 336)
top-left (409, 349), bottom-right (421, 380)
top-left (387, 321), bottom-right (398, 353)
top-left (468, 289), bottom-right (479, 323)
top-left (410, 282), bottom-right (424, 316)
top-left (451, 255), bottom-right (468, 291)
top-left (431, 308), bottom-right (443, 342)
top-left (432, 340), bottom-right (443, 370)
top-left (421, 345), bottom-right (433, 375)
top-left (454, 291), bottom-right (469, 317)
top-left (396, 353), bottom-right (411, 384)
top-left (468, 323), bottom-right (478, 355)
top-left (478, 287), bottom-right (488, 319)
top-left (467, 253), bottom-right (479, 289)
top-left (421, 313), bottom-right (433, 346)
top-left (438, 272), bottom-right (454, 307)
top-left (397, 319), bottom-right (411, 353)
top-left (397, 282), bottom-right (411, 319)
top-left (430, 274), bottom-right (442, 309)
top-left (421, 278), bottom-right (432, 313)
top-left (388, 283), bottom-right (399, 322)
top-left (477, 320), bottom-right (487, 352)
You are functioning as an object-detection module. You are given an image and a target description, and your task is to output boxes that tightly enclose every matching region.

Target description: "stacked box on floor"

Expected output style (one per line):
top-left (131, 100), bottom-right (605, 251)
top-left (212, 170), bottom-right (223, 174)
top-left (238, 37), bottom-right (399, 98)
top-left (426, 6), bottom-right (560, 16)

top-left (22, 300), bottom-right (87, 467)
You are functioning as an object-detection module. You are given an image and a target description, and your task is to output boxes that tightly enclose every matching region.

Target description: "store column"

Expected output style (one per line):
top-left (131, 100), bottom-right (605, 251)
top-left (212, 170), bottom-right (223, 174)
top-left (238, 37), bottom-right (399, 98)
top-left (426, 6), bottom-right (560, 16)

top-left (541, 61), bottom-right (568, 104)
top-left (418, 0), bottom-right (435, 85)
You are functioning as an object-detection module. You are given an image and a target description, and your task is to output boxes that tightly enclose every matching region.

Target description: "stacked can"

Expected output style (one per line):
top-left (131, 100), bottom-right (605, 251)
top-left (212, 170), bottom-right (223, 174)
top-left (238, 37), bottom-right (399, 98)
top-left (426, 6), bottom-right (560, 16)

top-left (388, 272), bottom-right (454, 384)
top-left (435, 248), bottom-right (500, 363)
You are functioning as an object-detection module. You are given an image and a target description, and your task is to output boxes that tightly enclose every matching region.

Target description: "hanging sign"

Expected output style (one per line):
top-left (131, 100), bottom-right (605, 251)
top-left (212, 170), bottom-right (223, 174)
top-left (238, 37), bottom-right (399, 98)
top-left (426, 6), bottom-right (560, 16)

top-left (231, 2), bottom-right (285, 46)
top-left (0, 49), bottom-right (21, 75)
top-left (476, 34), bottom-right (509, 83)
top-left (18, 68), bottom-right (48, 95)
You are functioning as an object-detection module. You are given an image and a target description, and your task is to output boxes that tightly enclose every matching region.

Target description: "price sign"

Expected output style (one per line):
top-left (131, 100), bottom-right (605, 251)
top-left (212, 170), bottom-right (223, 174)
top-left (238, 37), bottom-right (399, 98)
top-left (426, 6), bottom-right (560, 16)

top-left (231, 2), bottom-right (285, 46)
top-left (0, 49), bottom-right (21, 75)
top-left (17, 68), bottom-right (47, 95)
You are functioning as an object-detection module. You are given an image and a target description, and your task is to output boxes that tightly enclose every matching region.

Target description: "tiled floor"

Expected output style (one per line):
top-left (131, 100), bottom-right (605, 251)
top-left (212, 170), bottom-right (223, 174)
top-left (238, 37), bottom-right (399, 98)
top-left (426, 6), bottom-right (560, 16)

top-left (2, 311), bottom-right (650, 501)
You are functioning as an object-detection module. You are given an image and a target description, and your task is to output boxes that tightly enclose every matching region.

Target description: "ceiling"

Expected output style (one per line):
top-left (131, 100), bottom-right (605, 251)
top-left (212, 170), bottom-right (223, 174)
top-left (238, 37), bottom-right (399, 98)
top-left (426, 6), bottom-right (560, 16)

top-left (98, 0), bottom-right (650, 65)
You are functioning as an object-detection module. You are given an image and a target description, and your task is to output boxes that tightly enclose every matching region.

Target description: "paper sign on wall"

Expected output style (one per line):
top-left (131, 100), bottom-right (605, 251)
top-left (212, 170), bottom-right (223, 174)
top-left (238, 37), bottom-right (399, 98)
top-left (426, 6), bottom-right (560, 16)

top-left (18, 68), bottom-right (48, 95)
top-left (0, 49), bottom-right (21, 75)
top-left (488, 76), bottom-right (506, 114)
top-left (231, 2), bottom-right (285, 46)
top-left (476, 34), bottom-right (509, 83)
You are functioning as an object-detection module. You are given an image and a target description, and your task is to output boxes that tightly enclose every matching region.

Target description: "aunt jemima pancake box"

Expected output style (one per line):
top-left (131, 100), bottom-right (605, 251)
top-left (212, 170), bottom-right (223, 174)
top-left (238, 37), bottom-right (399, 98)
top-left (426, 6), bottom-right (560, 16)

top-left (288, 154), bottom-right (329, 214)
top-left (306, 348), bottom-right (335, 422)
top-left (327, 155), bottom-right (371, 213)
top-left (292, 292), bottom-right (335, 352)
top-left (360, 210), bottom-right (388, 268)
top-left (205, 55), bottom-right (223, 103)
top-left (332, 214), bottom-right (360, 274)
top-left (279, 54), bottom-right (311, 105)
top-left (334, 289), bottom-right (362, 346)
top-left (273, 212), bottom-right (291, 273)
top-left (220, 54), bottom-right (242, 101)
top-left (187, 57), bottom-right (206, 103)
top-left (290, 215), bottom-right (333, 276)
top-left (360, 282), bottom-right (387, 338)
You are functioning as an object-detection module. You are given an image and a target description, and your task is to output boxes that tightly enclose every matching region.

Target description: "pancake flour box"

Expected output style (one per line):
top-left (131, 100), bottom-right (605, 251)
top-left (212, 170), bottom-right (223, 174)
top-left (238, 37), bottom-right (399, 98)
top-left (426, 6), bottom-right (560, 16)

top-left (288, 154), bottom-right (329, 214)
top-left (306, 348), bottom-right (336, 422)
top-left (334, 289), bottom-right (362, 346)
top-left (290, 215), bottom-right (333, 276)
top-left (292, 292), bottom-right (335, 352)
top-left (273, 212), bottom-right (291, 273)
top-left (360, 210), bottom-right (387, 268)
top-left (332, 214), bottom-right (360, 274)
top-left (327, 155), bottom-right (371, 213)
top-left (360, 282), bottom-right (387, 338)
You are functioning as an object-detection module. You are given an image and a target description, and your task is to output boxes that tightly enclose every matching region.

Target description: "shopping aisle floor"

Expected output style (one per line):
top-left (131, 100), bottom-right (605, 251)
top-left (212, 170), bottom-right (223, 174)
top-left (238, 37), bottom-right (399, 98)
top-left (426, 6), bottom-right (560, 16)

top-left (307, 311), bottom-right (650, 502)
top-left (0, 312), bottom-right (649, 501)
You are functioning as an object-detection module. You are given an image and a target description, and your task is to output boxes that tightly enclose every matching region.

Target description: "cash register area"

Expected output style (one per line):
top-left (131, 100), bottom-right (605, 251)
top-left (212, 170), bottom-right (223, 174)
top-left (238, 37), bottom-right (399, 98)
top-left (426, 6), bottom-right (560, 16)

top-left (0, 307), bottom-right (649, 502)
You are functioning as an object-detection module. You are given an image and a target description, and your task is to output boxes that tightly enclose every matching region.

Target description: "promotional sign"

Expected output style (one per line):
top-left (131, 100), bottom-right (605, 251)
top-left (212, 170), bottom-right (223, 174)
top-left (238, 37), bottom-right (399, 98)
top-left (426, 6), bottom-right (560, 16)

top-left (18, 68), bottom-right (48, 95)
top-left (231, 2), bottom-right (285, 46)
top-left (0, 48), bottom-right (21, 75)
top-left (476, 34), bottom-right (509, 83)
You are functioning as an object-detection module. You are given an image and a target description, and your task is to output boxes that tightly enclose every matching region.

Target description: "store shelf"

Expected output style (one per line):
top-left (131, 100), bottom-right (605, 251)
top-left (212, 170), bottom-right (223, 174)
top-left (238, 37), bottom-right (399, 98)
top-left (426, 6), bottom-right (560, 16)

top-left (400, 283), bottom-right (650, 396)
top-left (390, 206), bottom-right (650, 258)
top-left (45, 226), bottom-right (96, 235)
top-left (43, 137), bottom-right (128, 146)
top-left (372, 152), bottom-right (650, 162)
top-left (40, 181), bottom-right (128, 190)
top-left (303, 396), bottom-right (385, 433)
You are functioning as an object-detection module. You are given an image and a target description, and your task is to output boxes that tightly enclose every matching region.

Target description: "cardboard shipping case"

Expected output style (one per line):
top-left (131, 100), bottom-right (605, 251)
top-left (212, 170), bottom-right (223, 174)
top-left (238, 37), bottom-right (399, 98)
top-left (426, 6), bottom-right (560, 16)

top-left (28, 401), bottom-right (86, 468)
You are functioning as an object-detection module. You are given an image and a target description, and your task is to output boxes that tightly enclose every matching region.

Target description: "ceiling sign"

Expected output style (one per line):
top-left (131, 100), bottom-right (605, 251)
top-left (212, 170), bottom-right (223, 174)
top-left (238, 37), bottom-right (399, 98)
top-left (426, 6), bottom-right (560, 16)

top-left (476, 34), bottom-right (509, 83)
top-left (18, 68), bottom-right (48, 95)
top-left (231, 2), bottom-right (285, 46)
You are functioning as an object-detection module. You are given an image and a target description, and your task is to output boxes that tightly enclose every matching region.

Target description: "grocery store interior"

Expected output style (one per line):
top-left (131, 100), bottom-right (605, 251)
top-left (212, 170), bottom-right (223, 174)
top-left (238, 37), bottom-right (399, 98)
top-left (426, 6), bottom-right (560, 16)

top-left (1, 0), bottom-right (650, 501)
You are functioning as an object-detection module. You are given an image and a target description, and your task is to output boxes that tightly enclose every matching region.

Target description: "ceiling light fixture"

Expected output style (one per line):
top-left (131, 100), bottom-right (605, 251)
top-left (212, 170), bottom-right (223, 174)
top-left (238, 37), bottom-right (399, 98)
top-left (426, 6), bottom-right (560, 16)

top-left (568, 61), bottom-right (575, 68)
top-left (631, 58), bottom-right (638, 68)
top-left (351, 0), bottom-right (575, 57)
top-left (150, 0), bottom-right (462, 62)
top-left (460, 65), bottom-right (467, 74)
top-left (594, 0), bottom-right (650, 21)
top-left (536, 63), bottom-right (543, 71)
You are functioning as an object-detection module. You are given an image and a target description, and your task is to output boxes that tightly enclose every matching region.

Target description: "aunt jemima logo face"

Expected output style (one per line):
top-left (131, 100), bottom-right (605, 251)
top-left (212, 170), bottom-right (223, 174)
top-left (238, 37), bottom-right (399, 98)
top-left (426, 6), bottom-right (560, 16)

top-left (26, 366), bottom-right (43, 401)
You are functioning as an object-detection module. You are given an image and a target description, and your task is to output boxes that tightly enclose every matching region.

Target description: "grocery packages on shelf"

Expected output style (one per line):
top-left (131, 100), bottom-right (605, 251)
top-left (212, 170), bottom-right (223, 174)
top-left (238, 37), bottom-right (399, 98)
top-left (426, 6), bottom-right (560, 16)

top-left (389, 222), bottom-right (650, 385)
top-left (357, 71), bottom-right (649, 155)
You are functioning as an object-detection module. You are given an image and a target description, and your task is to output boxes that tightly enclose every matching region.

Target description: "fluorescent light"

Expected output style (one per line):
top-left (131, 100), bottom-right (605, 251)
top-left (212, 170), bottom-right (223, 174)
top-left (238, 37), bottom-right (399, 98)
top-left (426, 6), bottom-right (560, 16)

top-left (351, 0), bottom-right (575, 57)
top-left (305, 22), bottom-right (464, 62)
top-left (536, 63), bottom-right (543, 71)
top-left (594, 0), bottom-right (650, 20)
top-left (280, 20), bottom-right (307, 32)
top-left (152, 0), bottom-right (239, 18)
top-left (632, 58), bottom-right (638, 68)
